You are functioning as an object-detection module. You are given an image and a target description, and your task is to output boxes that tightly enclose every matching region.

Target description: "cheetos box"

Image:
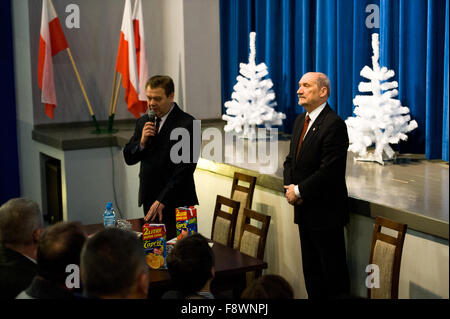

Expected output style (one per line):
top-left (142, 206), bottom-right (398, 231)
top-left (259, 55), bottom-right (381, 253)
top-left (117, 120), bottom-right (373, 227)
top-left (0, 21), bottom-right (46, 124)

top-left (142, 223), bottom-right (167, 269)
top-left (175, 206), bottom-right (198, 240)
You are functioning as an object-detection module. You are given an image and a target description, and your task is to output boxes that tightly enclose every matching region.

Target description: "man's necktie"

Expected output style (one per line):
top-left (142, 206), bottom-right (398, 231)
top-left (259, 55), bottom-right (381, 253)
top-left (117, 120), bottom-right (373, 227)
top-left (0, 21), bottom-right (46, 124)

top-left (295, 115), bottom-right (311, 159)
top-left (155, 117), bottom-right (161, 134)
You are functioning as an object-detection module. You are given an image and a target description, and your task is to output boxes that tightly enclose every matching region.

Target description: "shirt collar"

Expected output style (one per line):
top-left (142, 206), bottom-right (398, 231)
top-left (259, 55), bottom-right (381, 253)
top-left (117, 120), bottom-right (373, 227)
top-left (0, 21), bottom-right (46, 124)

top-left (157, 103), bottom-right (175, 132)
top-left (23, 254), bottom-right (37, 264)
top-left (1, 244), bottom-right (37, 264)
top-left (306, 102), bottom-right (327, 123)
top-left (195, 291), bottom-right (214, 299)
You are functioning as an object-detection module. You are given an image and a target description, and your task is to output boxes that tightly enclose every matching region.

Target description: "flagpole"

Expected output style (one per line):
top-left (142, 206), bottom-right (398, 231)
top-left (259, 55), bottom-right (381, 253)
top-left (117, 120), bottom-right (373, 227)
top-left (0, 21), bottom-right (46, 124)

top-left (48, 0), bottom-right (100, 134)
top-left (66, 47), bottom-right (101, 134)
top-left (107, 71), bottom-right (118, 132)
top-left (109, 71), bottom-right (118, 116)
top-left (108, 74), bottom-right (122, 133)
top-left (112, 74), bottom-right (123, 117)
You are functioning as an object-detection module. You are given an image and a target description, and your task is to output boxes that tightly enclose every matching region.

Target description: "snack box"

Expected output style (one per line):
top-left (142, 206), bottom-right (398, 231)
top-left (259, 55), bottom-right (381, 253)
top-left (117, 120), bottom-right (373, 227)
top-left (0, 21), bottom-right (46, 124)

top-left (175, 206), bottom-right (198, 240)
top-left (142, 223), bottom-right (166, 269)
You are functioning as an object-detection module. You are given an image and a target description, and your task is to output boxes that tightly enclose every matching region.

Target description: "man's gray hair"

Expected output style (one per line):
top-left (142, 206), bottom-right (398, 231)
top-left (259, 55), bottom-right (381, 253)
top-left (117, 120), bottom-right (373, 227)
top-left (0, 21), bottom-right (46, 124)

top-left (0, 198), bottom-right (43, 246)
top-left (316, 73), bottom-right (331, 98)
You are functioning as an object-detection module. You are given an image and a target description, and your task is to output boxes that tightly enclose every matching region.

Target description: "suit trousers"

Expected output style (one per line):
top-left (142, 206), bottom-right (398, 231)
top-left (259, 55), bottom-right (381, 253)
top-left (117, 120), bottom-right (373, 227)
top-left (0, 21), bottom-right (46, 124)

top-left (298, 225), bottom-right (350, 299)
top-left (143, 203), bottom-right (177, 240)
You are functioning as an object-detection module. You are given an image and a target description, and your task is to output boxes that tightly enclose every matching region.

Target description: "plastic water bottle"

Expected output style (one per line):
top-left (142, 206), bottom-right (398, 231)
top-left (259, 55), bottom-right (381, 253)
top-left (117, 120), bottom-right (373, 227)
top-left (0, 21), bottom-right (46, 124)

top-left (103, 202), bottom-right (115, 228)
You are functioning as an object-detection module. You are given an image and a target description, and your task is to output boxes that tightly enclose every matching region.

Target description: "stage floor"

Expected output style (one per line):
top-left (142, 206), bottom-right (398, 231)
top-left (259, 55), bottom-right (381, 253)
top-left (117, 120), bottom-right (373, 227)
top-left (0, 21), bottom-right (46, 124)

top-left (345, 153), bottom-right (448, 224)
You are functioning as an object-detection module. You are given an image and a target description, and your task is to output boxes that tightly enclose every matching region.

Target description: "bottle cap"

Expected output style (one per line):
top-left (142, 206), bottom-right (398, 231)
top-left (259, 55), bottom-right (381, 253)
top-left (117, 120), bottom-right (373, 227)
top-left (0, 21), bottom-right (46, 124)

top-left (106, 202), bottom-right (113, 210)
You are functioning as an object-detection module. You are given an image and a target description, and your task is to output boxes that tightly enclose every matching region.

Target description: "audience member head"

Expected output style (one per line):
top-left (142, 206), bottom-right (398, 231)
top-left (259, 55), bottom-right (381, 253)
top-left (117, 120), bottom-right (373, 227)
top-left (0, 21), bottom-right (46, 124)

top-left (80, 228), bottom-right (149, 299)
top-left (0, 198), bottom-right (43, 259)
top-left (166, 233), bottom-right (215, 295)
top-left (37, 221), bottom-right (87, 287)
top-left (241, 274), bottom-right (294, 299)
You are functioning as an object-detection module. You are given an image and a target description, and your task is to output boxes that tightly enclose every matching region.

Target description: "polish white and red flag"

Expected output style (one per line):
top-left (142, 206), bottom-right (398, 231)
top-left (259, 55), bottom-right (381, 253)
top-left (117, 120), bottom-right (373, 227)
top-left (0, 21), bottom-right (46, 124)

top-left (116, 0), bottom-right (142, 118)
top-left (132, 0), bottom-right (149, 115)
top-left (37, 0), bottom-right (68, 119)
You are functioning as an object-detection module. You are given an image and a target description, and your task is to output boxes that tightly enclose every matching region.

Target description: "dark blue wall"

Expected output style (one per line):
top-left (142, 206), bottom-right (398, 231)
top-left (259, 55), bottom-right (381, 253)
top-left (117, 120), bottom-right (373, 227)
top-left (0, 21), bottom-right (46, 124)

top-left (0, 0), bottom-right (21, 204)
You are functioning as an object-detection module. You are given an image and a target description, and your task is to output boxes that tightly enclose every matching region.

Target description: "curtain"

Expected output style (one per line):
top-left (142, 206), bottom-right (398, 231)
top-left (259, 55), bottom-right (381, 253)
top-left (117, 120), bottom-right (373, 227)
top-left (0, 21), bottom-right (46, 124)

top-left (220, 0), bottom-right (449, 160)
top-left (443, 0), bottom-right (449, 161)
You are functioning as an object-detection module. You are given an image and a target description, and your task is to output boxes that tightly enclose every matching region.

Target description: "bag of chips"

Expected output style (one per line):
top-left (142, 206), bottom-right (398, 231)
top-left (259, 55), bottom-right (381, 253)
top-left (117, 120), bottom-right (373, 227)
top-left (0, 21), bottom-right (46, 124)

top-left (142, 223), bottom-right (166, 269)
top-left (175, 206), bottom-right (198, 240)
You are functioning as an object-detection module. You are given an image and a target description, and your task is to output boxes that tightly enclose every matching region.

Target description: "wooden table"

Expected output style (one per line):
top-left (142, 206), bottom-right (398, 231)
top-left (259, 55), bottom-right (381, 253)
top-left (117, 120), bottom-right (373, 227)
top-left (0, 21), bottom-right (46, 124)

top-left (82, 218), bottom-right (268, 298)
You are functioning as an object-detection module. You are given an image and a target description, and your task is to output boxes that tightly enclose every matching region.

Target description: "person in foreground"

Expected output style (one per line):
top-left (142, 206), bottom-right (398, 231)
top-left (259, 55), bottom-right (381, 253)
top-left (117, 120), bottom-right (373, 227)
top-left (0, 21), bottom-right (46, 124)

top-left (283, 72), bottom-right (350, 299)
top-left (80, 228), bottom-right (149, 299)
top-left (123, 75), bottom-right (199, 240)
top-left (16, 221), bottom-right (87, 299)
top-left (0, 198), bottom-right (43, 299)
top-left (163, 233), bottom-right (215, 299)
top-left (241, 274), bottom-right (294, 299)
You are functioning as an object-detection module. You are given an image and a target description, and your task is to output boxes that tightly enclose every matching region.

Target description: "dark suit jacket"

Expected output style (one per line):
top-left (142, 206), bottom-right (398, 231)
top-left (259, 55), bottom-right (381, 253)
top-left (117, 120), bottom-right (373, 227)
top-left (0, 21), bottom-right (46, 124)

top-left (16, 276), bottom-right (80, 299)
top-left (0, 244), bottom-right (38, 299)
top-left (123, 103), bottom-right (199, 210)
top-left (283, 104), bottom-right (349, 230)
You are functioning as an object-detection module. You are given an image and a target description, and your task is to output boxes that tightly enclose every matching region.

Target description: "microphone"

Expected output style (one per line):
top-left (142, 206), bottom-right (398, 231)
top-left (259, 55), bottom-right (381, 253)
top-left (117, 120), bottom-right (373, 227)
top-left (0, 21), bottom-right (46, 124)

top-left (147, 109), bottom-right (159, 136)
top-left (147, 109), bottom-right (156, 123)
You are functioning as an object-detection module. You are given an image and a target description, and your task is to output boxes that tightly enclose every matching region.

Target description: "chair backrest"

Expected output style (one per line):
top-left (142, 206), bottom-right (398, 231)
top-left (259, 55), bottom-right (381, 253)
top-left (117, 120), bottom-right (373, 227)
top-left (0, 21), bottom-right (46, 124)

top-left (230, 172), bottom-right (257, 249)
top-left (238, 208), bottom-right (271, 261)
top-left (368, 216), bottom-right (407, 299)
top-left (211, 195), bottom-right (240, 247)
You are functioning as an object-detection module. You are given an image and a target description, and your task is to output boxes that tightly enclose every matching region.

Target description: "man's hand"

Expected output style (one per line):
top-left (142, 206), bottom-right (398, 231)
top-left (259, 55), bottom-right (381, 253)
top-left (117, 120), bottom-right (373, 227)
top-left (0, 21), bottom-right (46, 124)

top-left (284, 184), bottom-right (303, 206)
top-left (140, 122), bottom-right (157, 149)
top-left (144, 200), bottom-right (165, 223)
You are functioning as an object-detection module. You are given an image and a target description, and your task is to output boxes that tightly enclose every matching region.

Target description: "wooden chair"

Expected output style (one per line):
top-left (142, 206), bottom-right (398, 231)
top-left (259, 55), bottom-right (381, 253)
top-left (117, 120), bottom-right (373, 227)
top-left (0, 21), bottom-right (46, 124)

top-left (238, 208), bottom-right (271, 282)
top-left (368, 216), bottom-right (407, 299)
top-left (211, 195), bottom-right (240, 247)
top-left (230, 172), bottom-right (257, 249)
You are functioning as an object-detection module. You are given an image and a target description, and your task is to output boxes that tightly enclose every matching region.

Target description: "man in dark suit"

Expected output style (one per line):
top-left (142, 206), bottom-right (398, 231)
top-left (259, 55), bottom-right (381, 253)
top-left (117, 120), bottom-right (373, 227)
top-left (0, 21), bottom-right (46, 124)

top-left (0, 198), bottom-right (43, 298)
top-left (123, 75), bottom-right (199, 239)
top-left (16, 221), bottom-right (87, 299)
top-left (283, 72), bottom-right (350, 299)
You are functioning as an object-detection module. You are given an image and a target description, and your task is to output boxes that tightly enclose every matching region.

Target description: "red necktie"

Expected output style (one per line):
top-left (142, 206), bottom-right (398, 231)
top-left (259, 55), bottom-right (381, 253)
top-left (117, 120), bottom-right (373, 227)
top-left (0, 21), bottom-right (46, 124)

top-left (295, 115), bottom-right (311, 159)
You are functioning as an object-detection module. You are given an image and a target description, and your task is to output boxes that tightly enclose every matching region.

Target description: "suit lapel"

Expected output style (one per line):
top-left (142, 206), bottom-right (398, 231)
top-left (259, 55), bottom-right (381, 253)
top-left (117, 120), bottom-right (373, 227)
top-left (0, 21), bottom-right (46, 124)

top-left (296, 105), bottom-right (330, 162)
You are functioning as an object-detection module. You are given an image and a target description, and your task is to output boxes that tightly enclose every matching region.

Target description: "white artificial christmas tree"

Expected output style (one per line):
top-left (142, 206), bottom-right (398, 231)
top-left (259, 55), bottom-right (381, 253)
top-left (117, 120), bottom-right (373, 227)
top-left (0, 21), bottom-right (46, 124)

top-left (222, 32), bottom-right (286, 139)
top-left (345, 33), bottom-right (418, 165)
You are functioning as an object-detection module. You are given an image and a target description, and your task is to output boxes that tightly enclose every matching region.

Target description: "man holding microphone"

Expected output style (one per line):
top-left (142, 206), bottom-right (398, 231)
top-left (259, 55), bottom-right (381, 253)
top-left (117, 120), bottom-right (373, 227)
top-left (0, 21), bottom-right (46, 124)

top-left (123, 75), bottom-right (199, 239)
